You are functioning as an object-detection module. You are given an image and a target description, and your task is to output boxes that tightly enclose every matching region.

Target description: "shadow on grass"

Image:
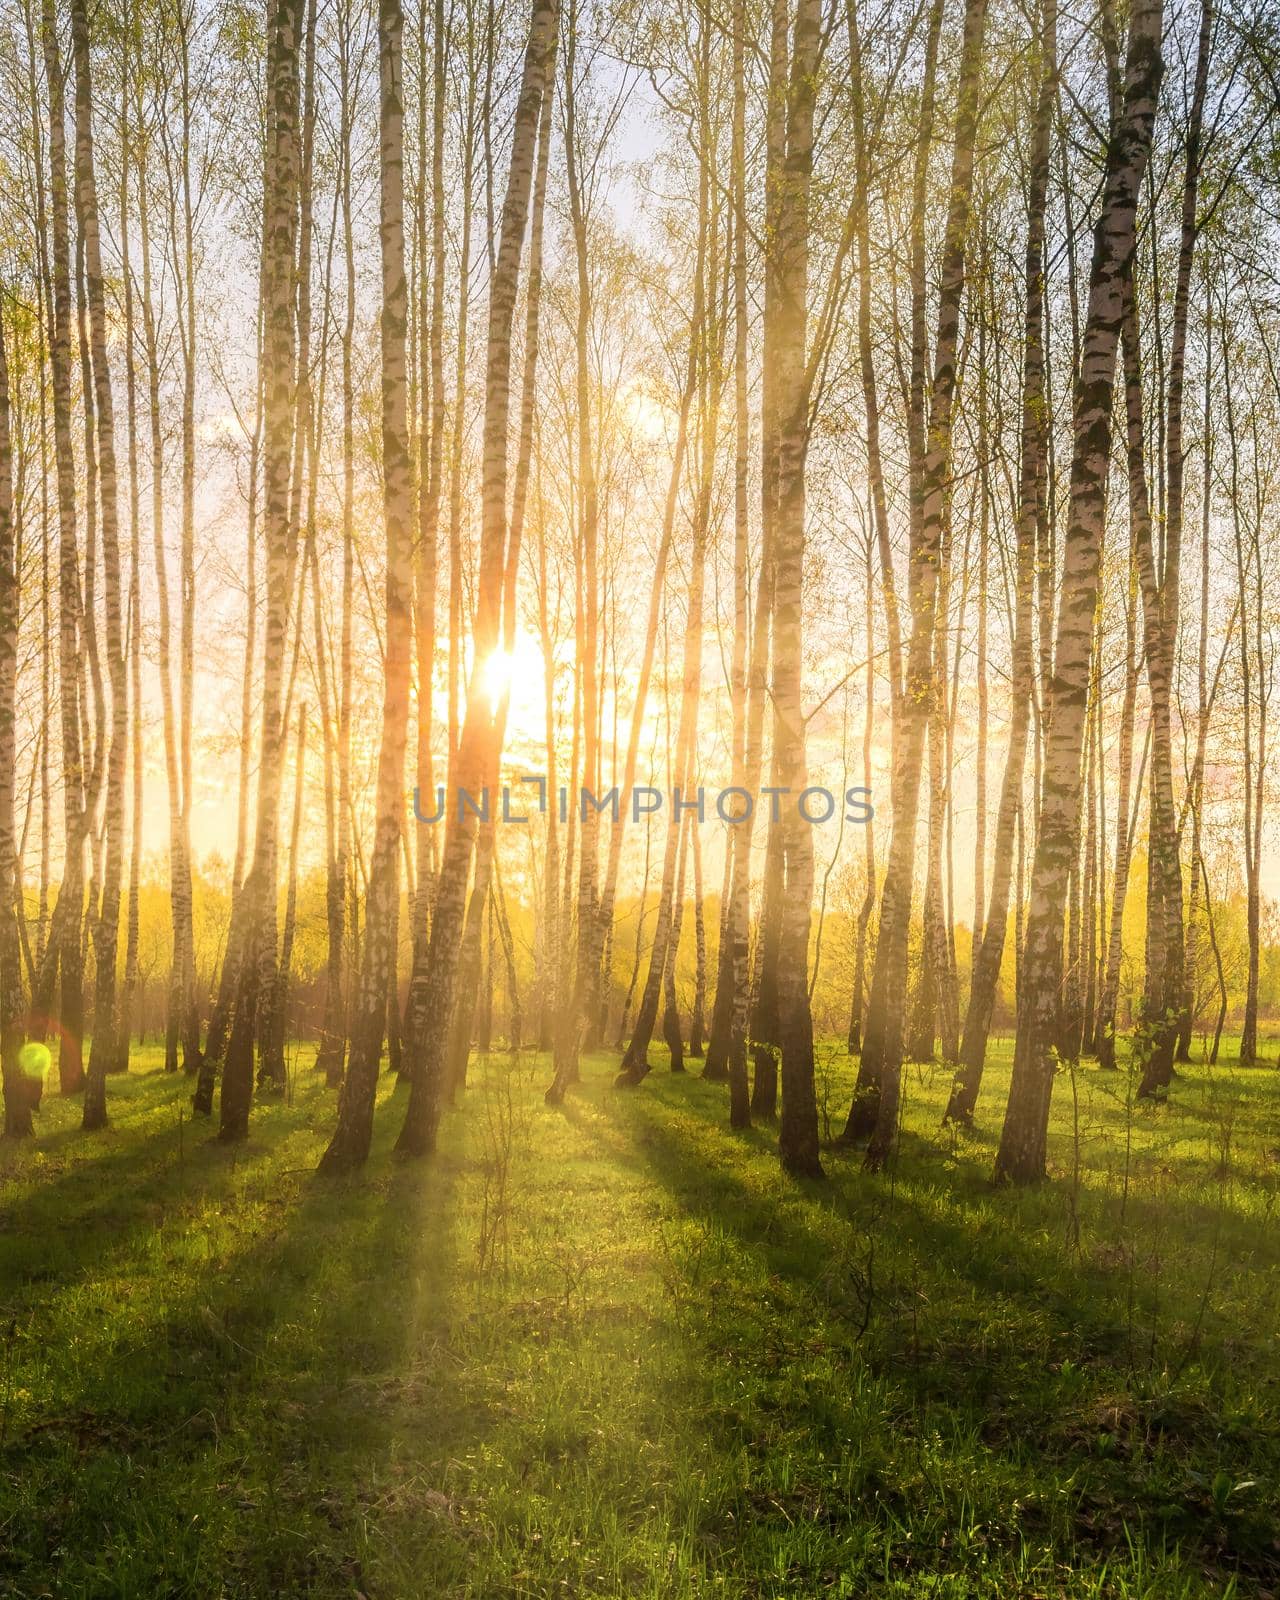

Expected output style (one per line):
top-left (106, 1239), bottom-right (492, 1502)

top-left (6, 1048), bottom-right (1279, 1597)
top-left (0, 1076), bottom-right (311, 1303)
top-left (0, 1077), bottom-right (475, 1597)
top-left (558, 1057), bottom-right (1280, 1588)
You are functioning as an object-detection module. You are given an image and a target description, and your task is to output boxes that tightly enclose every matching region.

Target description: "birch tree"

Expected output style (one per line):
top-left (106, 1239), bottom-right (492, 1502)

top-left (997, 0), bottom-right (1163, 1184)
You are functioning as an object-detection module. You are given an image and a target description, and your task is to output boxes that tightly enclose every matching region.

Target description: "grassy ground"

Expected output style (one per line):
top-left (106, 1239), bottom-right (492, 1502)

top-left (1, 1041), bottom-right (1278, 1598)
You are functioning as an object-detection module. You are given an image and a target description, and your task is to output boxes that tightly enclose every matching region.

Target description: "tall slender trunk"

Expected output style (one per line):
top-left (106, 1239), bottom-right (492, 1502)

top-left (1222, 330), bottom-right (1261, 1065)
top-left (266, 709), bottom-right (307, 1085)
top-left (316, 0), bottom-right (358, 1087)
top-left (852, 0), bottom-right (989, 1166)
top-left (744, 0), bottom-right (791, 1126)
top-left (848, 520), bottom-right (877, 1055)
top-left (613, 73), bottom-right (717, 1090)
top-left (1178, 285), bottom-right (1215, 1060)
top-left (689, 823), bottom-right (706, 1057)
top-left (842, 0), bottom-right (892, 1060)
top-left (319, 0), bottom-right (415, 1170)
top-left (403, 0), bottom-right (446, 1066)
top-left (842, 0), bottom-right (941, 1138)
top-left (662, 814), bottom-right (692, 1074)
top-left (996, 0), bottom-right (1162, 1183)
top-left (175, 0), bottom-right (202, 1077)
top-left (549, 0), bottom-right (602, 1095)
top-left (849, 0), bottom-right (901, 719)
top-left (613, 508), bottom-right (709, 1083)
top-left (944, 0), bottom-right (1052, 1118)
top-left (255, 0), bottom-right (316, 1096)
top-left (76, 193), bottom-right (104, 911)
top-left (1093, 549), bottom-right (1139, 1067)
top-left (397, 0), bottom-right (558, 1157)
top-left (444, 34), bottom-right (479, 789)
top-left (138, 70), bottom-right (191, 1080)
top-left (1080, 682), bottom-right (1100, 1049)
top-left (534, 460), bottom-right (559, 1050)
top-left (218, 0), bottom-right (302, 1141)
top-left (718, 0), bottom-right (753, 1124)
top-left (307, 173), bottom-right (343, 1086)
top-left (192, 360), bottom-right (260, 1112)
top-left (115, 29), bottom-right (143, 1077)
top-left (1120, 286), bottom-right (1172, 1089)
top-left (592, 156), bottom-right (705, 1061)
top-left (1135, 0), bottom-right (1209, 1096)
top-left (0, 314), bottom-right (29, 1138)
top-left (23, 0), bottom-right (54, 987)
top-left (767, 0), bottom-right (823, 1179)
top-left (918, 606), bottom-right (959, 1064)
top-left (972, 284), bottom-right (990, 956)
top-left (72, 0), bottom-right (127, 1130)
top-left (41, 0), bottom-right (87, 1095)
top-left (441, 0), bottom-right (555, 1097)
top-left (492, 863), bottom-right (521, 1047)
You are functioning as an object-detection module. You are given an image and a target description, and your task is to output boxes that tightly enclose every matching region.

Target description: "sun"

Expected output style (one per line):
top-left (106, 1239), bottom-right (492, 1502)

top-left (477, 631), bottom-right (546, 740)
top-left (481, 647), bottom-right (513, 717)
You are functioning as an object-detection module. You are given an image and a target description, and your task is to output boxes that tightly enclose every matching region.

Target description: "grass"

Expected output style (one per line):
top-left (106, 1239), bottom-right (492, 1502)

top-left (1, 1039), bottom-right (1278, 1597)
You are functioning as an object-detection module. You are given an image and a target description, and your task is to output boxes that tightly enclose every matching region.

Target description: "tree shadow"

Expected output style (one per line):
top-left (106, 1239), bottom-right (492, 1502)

top-left (0, 1081), bottom-right (477, 1595)
top-left (0, 1076), bottom-right (312, 1303)
top-left (552, 1060), bottom-right (1280, 1586)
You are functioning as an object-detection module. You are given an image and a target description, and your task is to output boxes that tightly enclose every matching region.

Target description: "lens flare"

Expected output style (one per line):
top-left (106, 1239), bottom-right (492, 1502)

top-left (19, 1040), bottom-right (52, 1081)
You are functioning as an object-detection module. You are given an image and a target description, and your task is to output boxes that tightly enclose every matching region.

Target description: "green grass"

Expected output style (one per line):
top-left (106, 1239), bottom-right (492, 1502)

top-left (1, 1041), bottom-right (1278, 1597)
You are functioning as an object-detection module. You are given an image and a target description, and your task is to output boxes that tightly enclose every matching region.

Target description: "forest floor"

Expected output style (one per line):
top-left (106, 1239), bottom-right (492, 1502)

top-left (1, 1040), bottom-right (1278, 1598)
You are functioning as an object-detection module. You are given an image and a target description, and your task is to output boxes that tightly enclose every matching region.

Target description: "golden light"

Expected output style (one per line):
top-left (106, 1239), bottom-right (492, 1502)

top-left (623, 381), bottom-right (672, 443)
top-left (482, 647), bottom-right (513, 717)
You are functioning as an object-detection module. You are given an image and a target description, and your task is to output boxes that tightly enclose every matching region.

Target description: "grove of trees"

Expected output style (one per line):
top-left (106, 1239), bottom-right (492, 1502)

top-left (0, 0), bottom-right (1278, 1185)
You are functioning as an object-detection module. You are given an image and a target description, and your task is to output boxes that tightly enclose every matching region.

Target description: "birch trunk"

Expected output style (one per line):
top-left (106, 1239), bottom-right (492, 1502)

top-left (945, 0), bottom-right (1055, 1123)
top-left (721, 0), bottom-right (752, 1125)
top-left (41, 0), bottom-right (87, 1096)
top-left (843, 0), bottom-right (942, 1140)
top-left (0, 314), bottom-right (29, 1137)
top-left (218, 0), bottom-right (302, 1141)
top-left (115, 39), bottom-right (142, 1077)
top-left (770, 0), bottom-right (823, 1179)
top-left (612, 65), bottom-right (717, 1090)
top-left (72, 0), bottom-right (128, 1130)
top-left (316, 0), bottom-right (358, 1086)
top-left (1135, 0), bottom-right (1209, 1096)
top-left (1093, 553), bottom-right (1139, 1067)
top-left (319, 0), bottom-right (414, 1170)
top-left (396, 0), bottom-right (558, 1157)
top-left (996, 0), bottom-right (1163, 1183)
top-left (171, 0), bottom-right (201, 1078)
top-left (550, 0), bottom-right (602, 1095)
top-left (854, 0), bottom-right (989, 1166)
